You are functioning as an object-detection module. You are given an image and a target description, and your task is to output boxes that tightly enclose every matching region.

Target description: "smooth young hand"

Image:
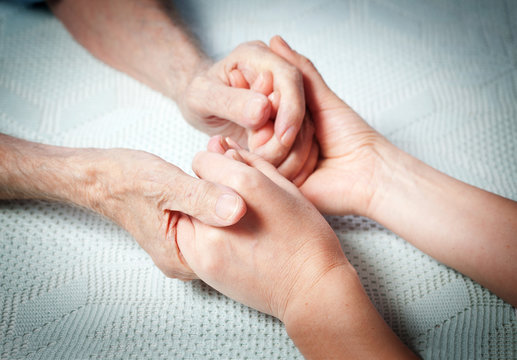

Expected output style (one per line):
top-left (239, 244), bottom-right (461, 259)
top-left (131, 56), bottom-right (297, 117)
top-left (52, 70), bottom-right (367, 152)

top-left (175, 147), bottom-right (348, 319)
top-left (269, 36), bottom-right (517, 307)
top-left (175, 145), bottom-right (415, 359)
top-left (269, 36), bottom-right (391, 216)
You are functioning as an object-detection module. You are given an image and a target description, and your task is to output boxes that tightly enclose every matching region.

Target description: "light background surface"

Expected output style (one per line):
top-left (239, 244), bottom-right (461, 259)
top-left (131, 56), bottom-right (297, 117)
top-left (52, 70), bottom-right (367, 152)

top-left (1, 0), bottom-right (516, 358)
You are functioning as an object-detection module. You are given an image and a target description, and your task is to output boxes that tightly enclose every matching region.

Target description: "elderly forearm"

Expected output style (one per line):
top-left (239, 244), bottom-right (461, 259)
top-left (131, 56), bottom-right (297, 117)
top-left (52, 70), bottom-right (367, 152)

top-left (368, 143), bottom-right (517, 306)
top-left (0, 134), bottom-right (101, 209)
top-left (48, 0), bottom-right (210, 101)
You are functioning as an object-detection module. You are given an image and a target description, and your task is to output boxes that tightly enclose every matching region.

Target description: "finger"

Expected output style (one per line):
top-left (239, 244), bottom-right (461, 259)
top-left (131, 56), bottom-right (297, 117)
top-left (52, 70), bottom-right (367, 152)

top-left (247, 121), bottom-right (274, 151)
top-left (224, 149), bottom-right (245, 162)
top-left (193, 150), bottom-right (290, 192)
top-left (193, 151), bottom-right (256, 188)
top-left (268, 90), bottom-right (280, 119)
top-left (271, 62), bottom-right (305, 148)
top-left (292, 139), bottom-right (319, 187)
top-left (251, 70), bottom-right (274, 95)
top-left (165, 169), bottom-right (246, 227)
top-left (229, 68), bottom-right (249, 88)
top-left (207, 135), bottom-right (228, 154)
top-left (246, 70), bottom-right (277, 151)
top-left (232, 149), bottom-right (302, 196)
top-left (251, 133), bottom-right (288, 166)
top-left (225, 136), bottom-right (243, 150)
top-left (269, 35), bottom-right (336, 114)
top-left (197, 82), bottom-right (271, 130)
top-left (277, 112), bottom-right (315, 180)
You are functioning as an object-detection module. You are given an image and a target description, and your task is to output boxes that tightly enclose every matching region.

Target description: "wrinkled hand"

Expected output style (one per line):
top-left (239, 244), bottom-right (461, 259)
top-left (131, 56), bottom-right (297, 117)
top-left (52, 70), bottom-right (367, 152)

top-left (179, 40), bottom-right (317, 182)
top-left (269, 36), bottom-right (390, 216)
top-left (175, 146), bottom-right (348, 320)
top-left (88, 148), bottom-right (246, 279)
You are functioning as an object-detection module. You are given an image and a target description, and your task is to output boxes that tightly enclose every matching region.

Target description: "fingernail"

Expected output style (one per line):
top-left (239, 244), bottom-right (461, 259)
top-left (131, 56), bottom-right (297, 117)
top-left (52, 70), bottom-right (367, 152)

top-left (280, 125), bottom-right (297, 146)
top-left (219, 136), bottom-right (229, 151)
top-left (215, 194), bottom-right (241, 221)
top-left (245, 97), bottom-right (267, 122)
top-left (225, 136), bottom-right (243, 150)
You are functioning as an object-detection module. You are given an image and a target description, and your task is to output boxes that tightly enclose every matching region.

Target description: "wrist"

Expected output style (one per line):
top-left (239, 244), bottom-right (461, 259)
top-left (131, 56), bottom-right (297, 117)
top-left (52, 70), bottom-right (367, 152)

top-left (282, 262), bottom-right (360, 328)
top-left (283, 263), bottom-right (415, 359)
top-left (361, 140), bottom-right (414, 219)
top-left (167, 53), bottom-right (212, 103)
top-left (175, 57), bottom-right (213, 120)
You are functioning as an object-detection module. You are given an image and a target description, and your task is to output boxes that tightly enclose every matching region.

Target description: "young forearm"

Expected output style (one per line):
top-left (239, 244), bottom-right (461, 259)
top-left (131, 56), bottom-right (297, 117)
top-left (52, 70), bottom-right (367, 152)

top-left (48, 0), bottom-right (210, 101)
top-left (283, 265), bottom-right (416, 359)
top-left (368, 143), bottom-right (517, 306)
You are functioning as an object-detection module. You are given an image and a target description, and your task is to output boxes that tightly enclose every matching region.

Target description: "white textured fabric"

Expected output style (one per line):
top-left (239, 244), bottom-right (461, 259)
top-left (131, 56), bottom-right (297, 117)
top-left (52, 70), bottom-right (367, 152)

top-left (1, 0), bottom-right (516, 359)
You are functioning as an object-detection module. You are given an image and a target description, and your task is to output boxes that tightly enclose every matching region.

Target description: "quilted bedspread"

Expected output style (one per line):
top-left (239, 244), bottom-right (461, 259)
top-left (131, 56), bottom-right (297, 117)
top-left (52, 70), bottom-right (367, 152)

top-left (1, 0), bottom-right (516, 358)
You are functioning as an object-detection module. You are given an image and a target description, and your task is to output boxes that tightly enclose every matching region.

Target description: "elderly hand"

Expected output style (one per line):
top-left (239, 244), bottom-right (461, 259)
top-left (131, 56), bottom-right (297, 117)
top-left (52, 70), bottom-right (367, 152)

top-left (0, 136), bottom-right (246, 279)
top-left (76, 148), bottom-right (246, 279)
top-left (179, 41), bottom-right (317, 182)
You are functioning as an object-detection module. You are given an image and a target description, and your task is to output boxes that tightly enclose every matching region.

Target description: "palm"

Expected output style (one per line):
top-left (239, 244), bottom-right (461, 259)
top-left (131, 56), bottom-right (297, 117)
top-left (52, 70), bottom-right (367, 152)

top-left (301, 100), bottom-right (383, 215)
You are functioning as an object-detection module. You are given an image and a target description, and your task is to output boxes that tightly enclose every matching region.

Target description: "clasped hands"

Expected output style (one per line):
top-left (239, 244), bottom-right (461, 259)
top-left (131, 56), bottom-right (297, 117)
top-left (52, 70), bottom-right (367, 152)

top-left (170, 36), bottom-right (387, 319)
top-left (96, 37), bottom-right (388, 321)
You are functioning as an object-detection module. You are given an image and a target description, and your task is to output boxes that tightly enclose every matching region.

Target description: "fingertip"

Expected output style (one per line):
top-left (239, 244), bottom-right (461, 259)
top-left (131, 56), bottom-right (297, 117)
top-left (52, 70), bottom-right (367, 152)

top-left (214, 191), bottom-right (247, 226)
top-left (275, 102), bottom-right (305, 147)
top-left (224, 148), bottom-right (245, 163)
top-left (229, 68), bottom-right (249, 89)
top-left (292, 140), bottom-right (319, 187)
top-left (268, 91), bottom-right (281, 118)
top-left (270, 35), bottom-right (291, 50)
top-left (244, 95), bottom-right (271, 129)
top-left (225, 136), bottom-right (243, 150)
top-left (192, 150), bottom-right (210, 176)
top-left (207, 135), bottom-right (227, 153)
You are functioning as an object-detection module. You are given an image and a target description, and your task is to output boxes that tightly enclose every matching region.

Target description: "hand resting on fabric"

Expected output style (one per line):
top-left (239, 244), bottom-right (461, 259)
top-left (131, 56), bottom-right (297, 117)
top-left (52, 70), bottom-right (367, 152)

top-left (266, 35), bottom-right (517, 308)
top-left (0, 138), bottom-right (246, 280)
top-left (175, 145), bottom-right (416, 359)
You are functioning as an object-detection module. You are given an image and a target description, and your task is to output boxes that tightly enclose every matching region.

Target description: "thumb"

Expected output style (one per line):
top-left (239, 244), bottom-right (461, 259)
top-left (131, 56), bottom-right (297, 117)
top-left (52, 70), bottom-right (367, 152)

top-left (198, 81), bottom-right (271, 130)
top-left (269, 35), bottom-right (338, 113)
top-left (166, 171), bottom-right (246, 227)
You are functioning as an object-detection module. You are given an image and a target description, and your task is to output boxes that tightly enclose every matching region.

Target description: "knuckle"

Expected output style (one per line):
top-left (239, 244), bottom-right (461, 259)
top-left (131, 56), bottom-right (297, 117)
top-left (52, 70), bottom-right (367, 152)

top-left (284, 64), bottom-right (302, 82)
top-left (229, 168), bottom-right (263, 191)
top-left (235, 40), bottom-right (267, 54)
top-left (187, 180), bottom-right (214, 217)
top-left (246, 40), bottom-right (267, 48)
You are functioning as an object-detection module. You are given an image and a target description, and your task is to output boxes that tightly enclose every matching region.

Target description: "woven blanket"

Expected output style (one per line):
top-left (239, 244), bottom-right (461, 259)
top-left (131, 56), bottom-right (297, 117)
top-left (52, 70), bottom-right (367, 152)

top-left (1, 0), bottom-right (516, 358)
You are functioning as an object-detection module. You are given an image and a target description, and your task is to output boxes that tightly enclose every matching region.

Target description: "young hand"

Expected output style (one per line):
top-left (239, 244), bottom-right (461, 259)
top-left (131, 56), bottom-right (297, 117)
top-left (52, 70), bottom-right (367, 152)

top-left (174, 145), bottom-right (415, 359)
top-left (269, 36), bottom-right (393, 216)
top-left (175, 146), bottom-right (349, 320)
